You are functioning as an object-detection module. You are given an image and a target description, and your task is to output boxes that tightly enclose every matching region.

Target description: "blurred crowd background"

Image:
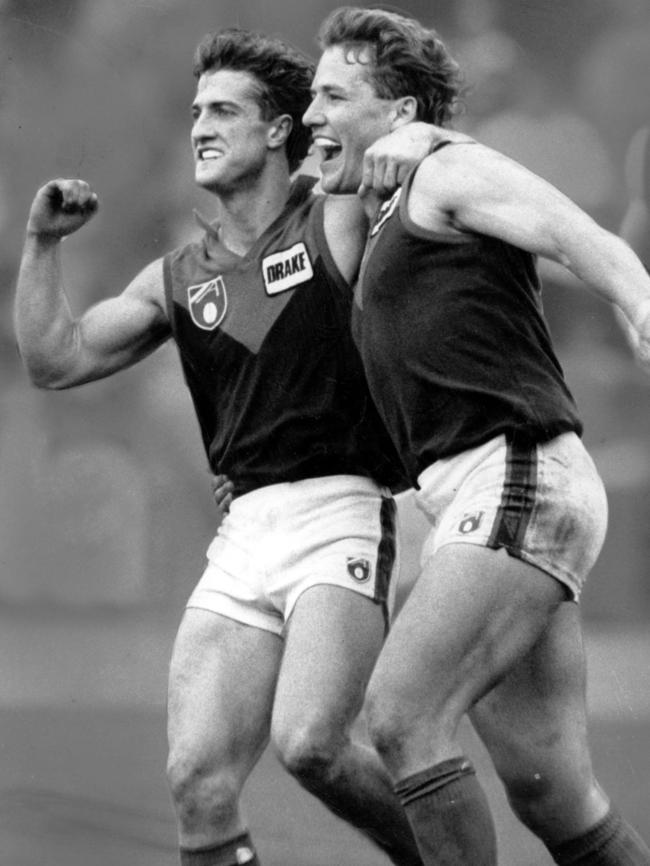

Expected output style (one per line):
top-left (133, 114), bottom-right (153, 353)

top-left (1, 0), bottom-right (650, 706)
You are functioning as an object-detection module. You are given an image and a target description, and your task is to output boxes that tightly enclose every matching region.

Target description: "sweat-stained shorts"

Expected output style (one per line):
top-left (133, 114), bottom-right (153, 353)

top-left (414, 431), bottom-right (608, 600)
top-left (187, 474), bottom-right (399, 635)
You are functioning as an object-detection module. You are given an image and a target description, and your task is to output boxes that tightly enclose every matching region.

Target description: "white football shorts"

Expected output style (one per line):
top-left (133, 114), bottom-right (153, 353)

top-left (415, 431), bottom-right (608, 600)
top-left (187, 474), bottom-right (399, 635)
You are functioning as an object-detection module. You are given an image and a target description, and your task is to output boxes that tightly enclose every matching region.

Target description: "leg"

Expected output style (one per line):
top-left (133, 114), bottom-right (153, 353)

top-left (471, 600), bottom-right (606, 840)
top-left (271, 585), bottom-right (423, 866)
top-left (472, 601), bottom-right (650, 864)
top-left (365, 544), bottom-right (566, 865)
top-left (167, 607), bottom-right (283, 863)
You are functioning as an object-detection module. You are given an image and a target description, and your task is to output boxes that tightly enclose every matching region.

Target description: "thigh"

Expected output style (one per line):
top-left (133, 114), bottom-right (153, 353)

top-left (367, 544), bottom-right (565, 766)
top-left (168, 607), bottom-right (283, 775)
top-left (470, 601), bottom-right (602, 820)
top-left (272, 585), bottom-right (386, 738)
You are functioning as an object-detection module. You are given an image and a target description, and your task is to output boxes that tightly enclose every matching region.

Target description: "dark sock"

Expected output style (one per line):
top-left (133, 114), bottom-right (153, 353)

top-left (549, 809), bottom-right (650, 866)
top-left (180, 831), bottom-right (260, 866)
top-left (395, 756), bottom-right (497, 865)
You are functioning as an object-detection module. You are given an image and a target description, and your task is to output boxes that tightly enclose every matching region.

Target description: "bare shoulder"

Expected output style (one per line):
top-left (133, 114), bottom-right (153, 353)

top-left (417, 138), bottom-right (546, 193)
top-left (123, 257), bottom-right (166, 308)
top-left (322, 195), bottom-right (368, 284)
top-left (409, 139), bottom-right (530, 225)
top-left (415, 138), bottom-right (492, 187)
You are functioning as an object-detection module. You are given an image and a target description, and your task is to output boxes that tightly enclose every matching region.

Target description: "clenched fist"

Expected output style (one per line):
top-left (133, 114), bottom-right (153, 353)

top-left (27, 179), bottom-right (99, 240)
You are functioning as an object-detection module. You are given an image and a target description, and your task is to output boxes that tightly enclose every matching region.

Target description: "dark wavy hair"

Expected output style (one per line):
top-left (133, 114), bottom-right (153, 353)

top-left (317, 7), bottom-right (462, 126)
top-left (193, 29), bottom-right (314, 173)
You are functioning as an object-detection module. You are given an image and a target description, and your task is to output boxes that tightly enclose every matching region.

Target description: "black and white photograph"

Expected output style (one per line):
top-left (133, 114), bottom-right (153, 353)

top-left (2, 1), bottom-right (650, 864)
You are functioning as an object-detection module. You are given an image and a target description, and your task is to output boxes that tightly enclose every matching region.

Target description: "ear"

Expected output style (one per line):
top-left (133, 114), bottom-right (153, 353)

top-left (390, 96), bottom-right (418, 130)
top-left (267, 114), bottom-right (293, 152)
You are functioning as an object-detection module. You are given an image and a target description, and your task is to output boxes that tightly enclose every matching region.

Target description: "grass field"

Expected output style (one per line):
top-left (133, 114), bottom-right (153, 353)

top-left (1, 569), bottom-right (649, 866)
top-left (1, 700), bottom-right (648, 866)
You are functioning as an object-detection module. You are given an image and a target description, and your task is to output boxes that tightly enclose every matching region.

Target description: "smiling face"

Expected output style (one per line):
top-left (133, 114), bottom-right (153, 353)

top-left (303, 45), bottom-right (404, 194)
top-left (191, 68), bottom-right (280, 194)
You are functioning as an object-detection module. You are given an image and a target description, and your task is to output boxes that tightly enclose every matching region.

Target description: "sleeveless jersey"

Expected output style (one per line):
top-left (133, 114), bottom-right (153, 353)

top-left (164, 176), bottom-right (405, 497)
top-left (352, 160), bottom-right (583, 485)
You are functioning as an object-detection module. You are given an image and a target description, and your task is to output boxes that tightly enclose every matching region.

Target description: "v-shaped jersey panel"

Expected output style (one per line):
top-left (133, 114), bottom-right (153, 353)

top-left (164, 177), bottom-right (406, 497)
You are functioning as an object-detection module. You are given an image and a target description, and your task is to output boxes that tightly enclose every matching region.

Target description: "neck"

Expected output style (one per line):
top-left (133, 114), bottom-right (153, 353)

top-left (210, 165), bottom-right (293, 256)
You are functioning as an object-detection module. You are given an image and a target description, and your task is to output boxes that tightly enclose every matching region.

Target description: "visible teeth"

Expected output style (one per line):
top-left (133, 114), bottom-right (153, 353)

top-left (200, 149), bottom-right (221, 160)
top-left (313, 137), bottom-right (341, 161)
top-left (314, 136), bottom-right (339, 148)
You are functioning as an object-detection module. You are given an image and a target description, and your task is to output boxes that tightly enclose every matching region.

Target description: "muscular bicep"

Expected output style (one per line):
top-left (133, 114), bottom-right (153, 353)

top-left (60, 258), bottom-right (170, 386)
top-left (411, 145), bottom-right (650, 314)
top-left (412, 145), bottom-right (599, 264)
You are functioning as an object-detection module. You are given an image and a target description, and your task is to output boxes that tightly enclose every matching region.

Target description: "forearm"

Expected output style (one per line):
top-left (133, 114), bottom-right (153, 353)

top-left (564, 228), bottom-right (650, 328)
top-left (14, 232), bottom-right (82, 388)
top-left (619, 200), bottom-right (650, 270)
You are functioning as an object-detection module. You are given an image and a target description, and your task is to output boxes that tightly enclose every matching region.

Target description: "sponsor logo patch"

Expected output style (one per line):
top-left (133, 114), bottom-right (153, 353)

top-left (347, 557), bottom-right (371, 583)
top-left (262, 242), bottom-right (313, 295)
top-left (187, 276), bottom-right (227, 331)
top-left (370, 188), bottom-right (401, 236)
top-left (457, 511), bottom-right (484, 535)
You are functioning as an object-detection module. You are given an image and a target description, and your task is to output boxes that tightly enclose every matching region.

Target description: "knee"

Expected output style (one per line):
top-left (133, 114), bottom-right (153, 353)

top-left (365, 681), bottom-right (453, 771)
top-left (365, 685), bottom-right (412, 766)
top-left (502, 772), bottom-right (556, 830)
top-left (500, 770), bottom-right (597, 837)
top-left (273, 719), bottom-right (345, 787)
top-left (167, 749), bottom-right (239, 831)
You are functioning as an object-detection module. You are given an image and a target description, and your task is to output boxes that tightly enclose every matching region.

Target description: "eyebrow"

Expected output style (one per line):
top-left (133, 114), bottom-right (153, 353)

top-left (191, 98), bottom-right (240, 112)
top-left (310, 83), bottom-right (345, 97)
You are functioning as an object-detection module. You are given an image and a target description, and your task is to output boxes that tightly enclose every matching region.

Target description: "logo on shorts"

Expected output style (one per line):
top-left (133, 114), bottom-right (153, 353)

top-left (347, 557), bottom-right (371, 583)
top-left (187, 276), bottom-right (227, 330)
top-left (458, 511), bottom-right (484, 535)
top-left (236, 847), bottom-right (255, 864)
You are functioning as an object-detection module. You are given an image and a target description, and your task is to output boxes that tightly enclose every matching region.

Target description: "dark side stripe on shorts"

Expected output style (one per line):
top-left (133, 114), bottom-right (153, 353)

top-left (375, 495), bottom-right (397, 609)
top-left (486, 431), bottom-right (537, 555)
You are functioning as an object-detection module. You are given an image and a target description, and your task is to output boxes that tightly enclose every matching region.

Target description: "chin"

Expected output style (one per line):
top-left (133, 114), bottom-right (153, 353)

top-left (320, 171), bottom-right (352, 196)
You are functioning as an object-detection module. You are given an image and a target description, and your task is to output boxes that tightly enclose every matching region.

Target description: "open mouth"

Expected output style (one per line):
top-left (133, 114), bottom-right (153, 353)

top-left (313, 136), bottom-right (342, 166)
top-left (197, 148), bottom-right (223, 161)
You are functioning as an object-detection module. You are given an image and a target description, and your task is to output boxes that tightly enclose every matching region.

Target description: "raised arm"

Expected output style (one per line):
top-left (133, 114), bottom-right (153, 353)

top-left (15, 179), bottom-right (171, 389)
top-left (408, 143), bottom-right (650, 370)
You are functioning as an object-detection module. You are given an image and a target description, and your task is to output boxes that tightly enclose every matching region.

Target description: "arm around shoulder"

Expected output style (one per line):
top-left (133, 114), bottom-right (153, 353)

top-left (409, 143), bottom-right (650, 374)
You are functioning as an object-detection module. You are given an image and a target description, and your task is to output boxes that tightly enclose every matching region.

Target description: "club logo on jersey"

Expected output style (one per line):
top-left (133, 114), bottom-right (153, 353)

top-left (187, 277), bottom-right (227, 331)
top-left (262, 242), bottom-right (314, 296)
top-left (347, 557), bottom-right (371, 583)
top-left (370, 188), bottom-right (401, 237)
top-left (457, 511), bottom-right (484, 535)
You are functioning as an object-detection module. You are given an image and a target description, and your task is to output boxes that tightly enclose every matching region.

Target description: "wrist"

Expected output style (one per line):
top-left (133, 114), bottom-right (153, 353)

top-left (25, 226), bottom-right (62, 245)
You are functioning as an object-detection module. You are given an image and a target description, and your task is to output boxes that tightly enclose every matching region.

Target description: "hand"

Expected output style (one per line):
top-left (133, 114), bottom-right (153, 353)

top-left (210, 473), bottom-right (234, 522)
top-left (26, 179), bottom-right (99, 240)
top-left (358, 122), bottom-right (447, 198)
top-left (615, 299), bottom-right (650, 375)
